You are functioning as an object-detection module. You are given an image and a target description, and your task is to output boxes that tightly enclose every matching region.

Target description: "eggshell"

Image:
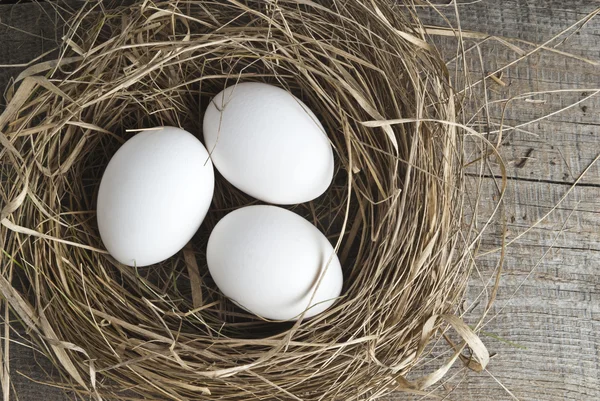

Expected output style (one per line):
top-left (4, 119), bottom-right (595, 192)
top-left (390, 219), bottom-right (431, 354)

top-left (97, 127), bottom-right (214, 267)
top-left (206, 205), bottom-right (343, 320)
top-left (203, 82), bottom-right (334, 204)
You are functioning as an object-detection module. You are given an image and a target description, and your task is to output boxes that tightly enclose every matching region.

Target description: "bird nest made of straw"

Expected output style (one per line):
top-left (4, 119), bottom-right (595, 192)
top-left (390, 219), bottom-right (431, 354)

top-left (0, 1), bottom-right (489, 400)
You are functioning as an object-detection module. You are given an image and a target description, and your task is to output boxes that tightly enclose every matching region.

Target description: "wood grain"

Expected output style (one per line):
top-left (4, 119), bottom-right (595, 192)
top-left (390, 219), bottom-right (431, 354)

top-left (398, 1), bottom-right (600, 400)
top-left (1, 1), bottom-right (599, 400)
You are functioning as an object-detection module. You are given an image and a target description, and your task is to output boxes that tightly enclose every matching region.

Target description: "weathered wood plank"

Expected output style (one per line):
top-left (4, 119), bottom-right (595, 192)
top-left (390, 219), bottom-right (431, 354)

top-left (393, 178), bottom-right (600, 400)
top-left (421, 0), bottom-right (600, 187)
top-left (0, 2), bottom-right (65, 103)
top-left (399, 1), bottom-right (600, 400)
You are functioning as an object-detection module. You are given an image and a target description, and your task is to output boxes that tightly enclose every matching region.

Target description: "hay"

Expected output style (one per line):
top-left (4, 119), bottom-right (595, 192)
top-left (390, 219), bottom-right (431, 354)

top-left (0, 1), bottom-right (489, 399)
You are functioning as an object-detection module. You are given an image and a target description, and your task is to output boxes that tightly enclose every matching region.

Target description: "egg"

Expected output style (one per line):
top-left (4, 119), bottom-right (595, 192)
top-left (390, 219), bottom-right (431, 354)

top-left (97, 127), bottom-right (214, 267)
top-left (207, 205), bottom-right (343, 320)
top-left (203, 82), bottom-right (334, 205)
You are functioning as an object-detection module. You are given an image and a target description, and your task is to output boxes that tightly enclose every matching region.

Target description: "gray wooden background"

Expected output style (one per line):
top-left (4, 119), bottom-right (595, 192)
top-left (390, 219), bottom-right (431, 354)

top-left (1, 1), bottom-right (599, 400)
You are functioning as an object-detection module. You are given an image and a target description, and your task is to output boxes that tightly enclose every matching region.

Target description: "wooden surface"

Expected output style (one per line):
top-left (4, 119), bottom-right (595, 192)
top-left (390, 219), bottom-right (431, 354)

top-left (403, 2), bottom-right (600, 400)
top-left (1, 1), bottom-right (600, 400)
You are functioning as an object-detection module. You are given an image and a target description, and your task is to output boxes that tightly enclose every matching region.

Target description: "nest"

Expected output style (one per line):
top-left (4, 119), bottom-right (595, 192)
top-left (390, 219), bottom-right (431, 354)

top-left (0, 1), bottom-right (488, 399)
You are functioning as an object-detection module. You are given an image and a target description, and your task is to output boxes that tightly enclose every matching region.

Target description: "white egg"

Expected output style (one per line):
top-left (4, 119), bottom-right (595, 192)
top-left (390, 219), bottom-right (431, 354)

top-left (97, 127), bottom-right (214, 267)
top-left (203, 82), bottom-right (334, 205)
top-left (207, 205), bottom-right (343, 320)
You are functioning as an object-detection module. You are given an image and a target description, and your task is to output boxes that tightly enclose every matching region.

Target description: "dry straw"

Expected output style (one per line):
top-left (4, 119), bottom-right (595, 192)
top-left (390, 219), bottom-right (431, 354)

top-left (0, 1), bottom-right (493, 399)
